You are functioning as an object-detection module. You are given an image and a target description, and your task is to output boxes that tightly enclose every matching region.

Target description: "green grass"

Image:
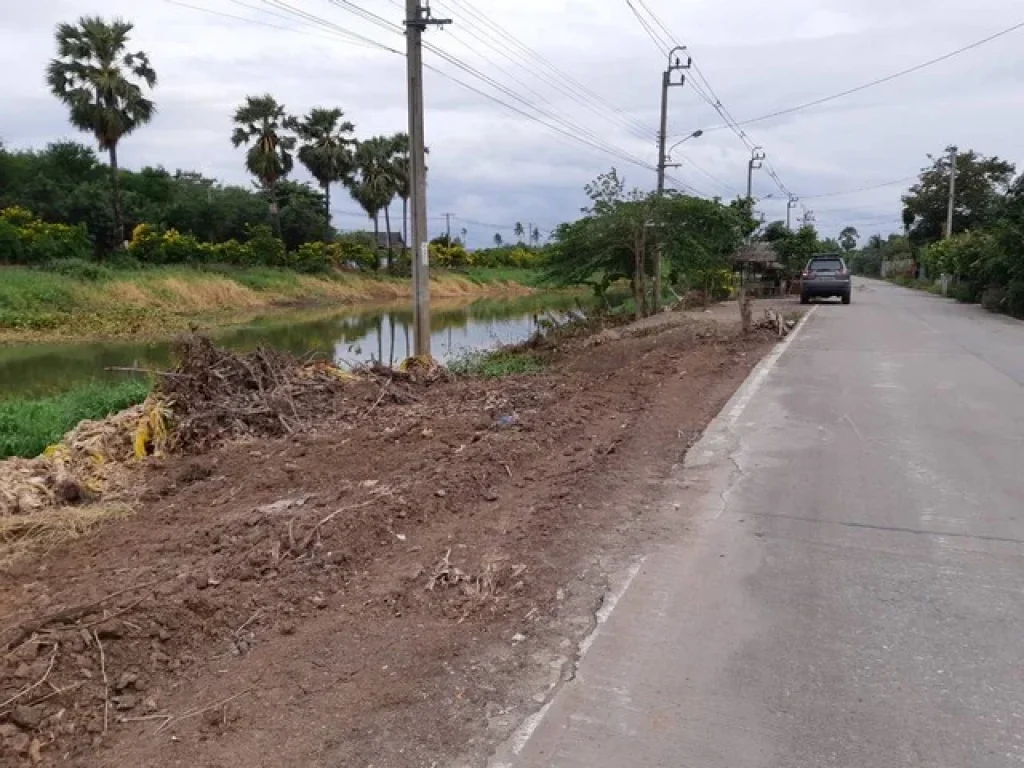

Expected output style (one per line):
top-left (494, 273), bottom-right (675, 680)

top-left (461, 267), bottom-right (547, 287)
top-left (0, 379), bottom-right (151, 459)
top-left (449, 348), bottom-right (547, 377)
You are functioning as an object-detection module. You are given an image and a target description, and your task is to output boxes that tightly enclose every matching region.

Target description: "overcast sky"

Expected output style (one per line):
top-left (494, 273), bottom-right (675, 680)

top-left (3, 0), bottom-right (1023, 246)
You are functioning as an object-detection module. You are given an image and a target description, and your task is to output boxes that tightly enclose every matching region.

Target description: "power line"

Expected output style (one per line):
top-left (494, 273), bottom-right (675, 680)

top-left (163, 0), bottom-right (383, 47)
top-left (305, 0), bottom-right (662, 173)
top-left (801, 175), bottom-right (921, 199)
top-left (684, 19), bottom-right (1024, 134)
top-left (624, 0), bottom-right (671, 55)
top-left (235, 0), bottom-right (663, 175)
top-left (625, 0), bottom-right (794, 200)
top-left (432, 0), bottom-right (655, 140)
top-left (442, 0), bottom-right (653, 137)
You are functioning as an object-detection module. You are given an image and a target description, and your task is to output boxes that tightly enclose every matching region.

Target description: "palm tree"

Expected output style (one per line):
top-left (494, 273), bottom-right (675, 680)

top-left (388, 133), bottom-right (429, 250)
top-left (47, 16), bottom-right (157, 245)
top-left (287, 107), bottom-right (356, 242)
top-left (354, 136), bottom-right (399, 266)
top-left (531, 226), bottom-right (541, 246)
top-left (231, 94), bottom-right (295, 234)
top-left (514, 221), bottom-right (525, 243)
top-left (390, 133), bottom-right (411, 247)
top-left (494, 233), bottom-right (503, 247)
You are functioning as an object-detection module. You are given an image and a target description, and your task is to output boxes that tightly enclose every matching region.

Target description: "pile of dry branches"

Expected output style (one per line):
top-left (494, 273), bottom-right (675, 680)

top-left (157, 336), bottom-right (360, 451)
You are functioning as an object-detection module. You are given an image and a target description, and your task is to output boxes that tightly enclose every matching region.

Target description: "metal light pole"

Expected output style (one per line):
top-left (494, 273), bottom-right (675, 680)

top-left (786, 195), bottom-right (800, 230)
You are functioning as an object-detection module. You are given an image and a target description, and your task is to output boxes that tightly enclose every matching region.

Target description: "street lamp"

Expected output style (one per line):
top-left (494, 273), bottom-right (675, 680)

top-left (665, 129), bottom-right (704, 167)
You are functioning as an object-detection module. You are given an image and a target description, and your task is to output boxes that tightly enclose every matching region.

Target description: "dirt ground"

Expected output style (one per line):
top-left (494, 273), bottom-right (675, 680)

top-left (0, 298), bottom-right (798, 768)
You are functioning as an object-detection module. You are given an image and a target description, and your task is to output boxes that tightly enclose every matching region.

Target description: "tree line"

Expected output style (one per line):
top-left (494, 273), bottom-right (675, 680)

top-left (837, 147), bottom-right (1023, 317)
top-left (0, 15), bottom-right (545, 274)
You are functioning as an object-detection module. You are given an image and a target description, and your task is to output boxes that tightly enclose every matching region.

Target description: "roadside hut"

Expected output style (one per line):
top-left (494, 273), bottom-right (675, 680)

top-left (730, 242), bottom-right (789, 296)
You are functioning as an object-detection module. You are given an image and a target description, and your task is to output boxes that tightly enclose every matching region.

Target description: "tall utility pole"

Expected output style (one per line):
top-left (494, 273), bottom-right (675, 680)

top-left (656, 46), bottom-right (691, 195)
top-left (405, 0), bottom-right (450, 357)
top-left (786, 195), bottom-right (800, 230)
top-left (443, 211), bottom-right (454, 242)
top-left (945, 145), bottom-right (958, 239)
top-left (654, 45), bottom-right (691, 313)
top-left (746, 146), bottom-right (765, 201)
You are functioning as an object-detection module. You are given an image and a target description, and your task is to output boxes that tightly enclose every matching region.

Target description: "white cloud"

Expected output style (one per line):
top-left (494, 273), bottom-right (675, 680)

top-left (3, 0), bottom-right (1023, 245)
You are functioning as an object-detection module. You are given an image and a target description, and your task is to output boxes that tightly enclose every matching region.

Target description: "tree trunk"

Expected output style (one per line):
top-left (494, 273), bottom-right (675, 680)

top-left (384, 205), bottom-right (394, 269)
top-left (372, 214), bottom-right (381, 270)
top-left (108, 144), bottom-right (124, 249)
top-left (323, 182), bottom-right (332, 243)
top-left (268, 184), bottom-right (281, 238)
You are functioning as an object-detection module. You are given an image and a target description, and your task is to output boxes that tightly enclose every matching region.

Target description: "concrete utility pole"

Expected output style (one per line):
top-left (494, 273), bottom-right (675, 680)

top-left (945, 145), bottom-right (958, 239)
top-left (405, 0), bottom-right (450, 357)
top-left (655, 46), bottom-right (691, 195)
top-left (443, 212), bottom-right (454, 242)
top-left (786, 195), bottom-right (800, 230)
top-left (654, 46), bottom-right (691, 313)
top-left (746, 146), bottom-right (765, 201)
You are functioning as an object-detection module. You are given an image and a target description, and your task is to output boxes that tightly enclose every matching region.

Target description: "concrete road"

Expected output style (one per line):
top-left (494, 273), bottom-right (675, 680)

top-left (495, 280), bottom-right (1024, 767)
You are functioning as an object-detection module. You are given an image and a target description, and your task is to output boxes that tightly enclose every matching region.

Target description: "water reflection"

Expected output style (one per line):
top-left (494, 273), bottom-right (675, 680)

top-left (0, 293), bottom-right (584, 398)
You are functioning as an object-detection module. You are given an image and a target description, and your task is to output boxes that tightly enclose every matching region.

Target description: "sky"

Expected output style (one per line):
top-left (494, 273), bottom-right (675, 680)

top-left (3, 0), bottom-right (1023, 247)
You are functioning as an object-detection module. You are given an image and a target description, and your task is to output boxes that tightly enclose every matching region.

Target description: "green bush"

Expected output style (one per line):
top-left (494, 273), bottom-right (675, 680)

top-left (245, 225), bottom-right (286, 267)
top-left (0, 206), bottom-right (93, 264)
top-left (981, 285), bottom-right (1007, 313)
top-left (951, 281), bottom-right (982, 303)
top-left (288, 242), bottom-right (335, 273)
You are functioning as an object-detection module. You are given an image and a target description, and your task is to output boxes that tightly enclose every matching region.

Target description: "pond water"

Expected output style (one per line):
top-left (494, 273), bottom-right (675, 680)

top-left (0, 293), bottom-right (587, 399)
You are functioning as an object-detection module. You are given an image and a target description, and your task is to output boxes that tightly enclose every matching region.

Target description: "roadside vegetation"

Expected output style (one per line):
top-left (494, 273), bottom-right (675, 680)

top-left (840, 147), bottom-right (1024, 318)
top-left (0, 379), bottom-right (150, 459)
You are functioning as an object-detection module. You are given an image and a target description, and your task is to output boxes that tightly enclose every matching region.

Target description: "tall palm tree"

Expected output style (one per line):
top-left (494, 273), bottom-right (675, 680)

top-left (287, 107), bottom-right (356, 242)
top-left (231, 94), bottom-right (295, 234)
top-left (354, 136), bottom-right (399, 266)
top-left (514, 221), bottom-right (525, 243)
top-left (47, 16), bottom-right (157, 246)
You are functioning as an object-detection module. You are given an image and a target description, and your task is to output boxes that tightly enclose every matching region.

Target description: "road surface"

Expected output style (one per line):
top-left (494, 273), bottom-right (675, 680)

top-left (494, 279), bottom-right (1024, 767)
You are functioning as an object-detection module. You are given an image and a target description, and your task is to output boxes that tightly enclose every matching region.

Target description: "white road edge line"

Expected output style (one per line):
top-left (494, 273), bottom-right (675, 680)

top-left (499, 557), bottom-right (646, 762)
top-left (489, 306), bottom-right (817, 767)
top-left (725, 305), bottom-right (817, 427)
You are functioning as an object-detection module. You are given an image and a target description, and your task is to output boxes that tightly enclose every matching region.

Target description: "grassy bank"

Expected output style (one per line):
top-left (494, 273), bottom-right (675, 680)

top-left (0, 264), bottom-right (539, 342)
top-left (0, 379), bottom-right (151, 459)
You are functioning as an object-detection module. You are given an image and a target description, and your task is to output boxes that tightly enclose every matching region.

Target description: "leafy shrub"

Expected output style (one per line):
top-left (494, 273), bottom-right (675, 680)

top-left (981, 285), bottom-right (1007, 313)
top-left (336, 239), bottom-right (377, 271)
top-left (950, 281), bottom-right (982, 303)
top-left (430, 242), bottom-right (472, 268)
top-left (288, 242), bottom-right (335, 273)
top-left (0, 206), bottom-right (92, 264)
top-left (245, 225), bottom-right (286, 267)
top-left (210, 239), bottom-right (250, 266)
